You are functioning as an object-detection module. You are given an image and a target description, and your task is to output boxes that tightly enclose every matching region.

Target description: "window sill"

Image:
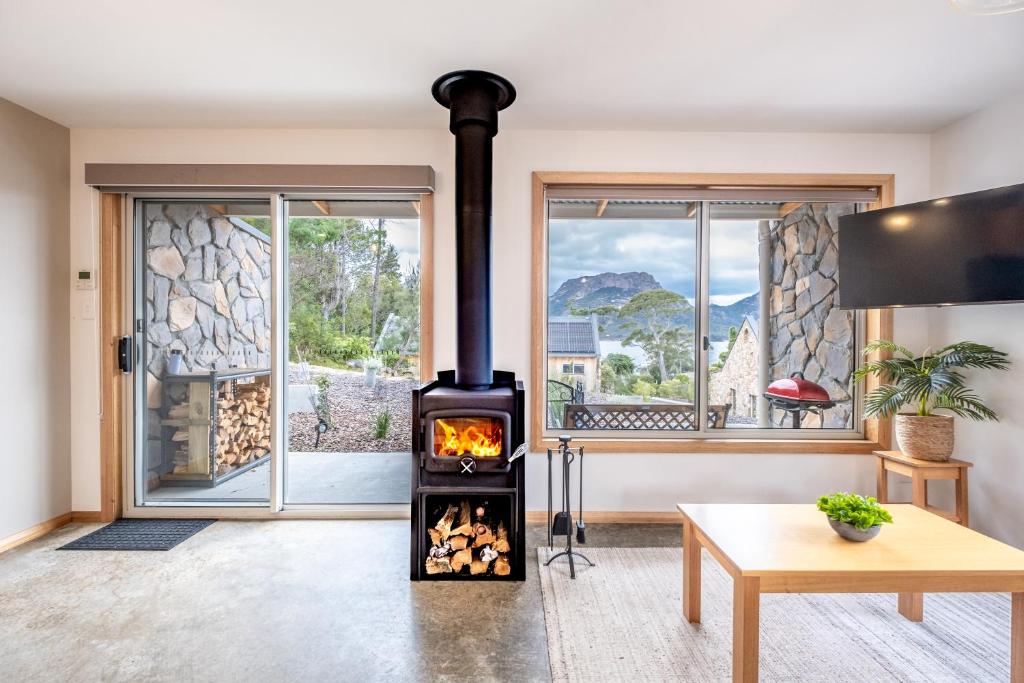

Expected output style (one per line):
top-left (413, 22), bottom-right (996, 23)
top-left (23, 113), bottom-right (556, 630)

top-left (530, 434), bottom-right (886, 455)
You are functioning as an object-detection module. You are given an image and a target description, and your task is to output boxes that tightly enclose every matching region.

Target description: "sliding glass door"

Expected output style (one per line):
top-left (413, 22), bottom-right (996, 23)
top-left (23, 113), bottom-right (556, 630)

top-left (133, 200), bottom-right (273, 506)
top-left (283, 198), bottom-right (420, 505)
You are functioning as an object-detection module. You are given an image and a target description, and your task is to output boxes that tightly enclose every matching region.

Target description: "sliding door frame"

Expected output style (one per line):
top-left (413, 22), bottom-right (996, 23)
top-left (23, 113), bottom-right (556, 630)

top-left (106, 190), bottom-right (433, 519)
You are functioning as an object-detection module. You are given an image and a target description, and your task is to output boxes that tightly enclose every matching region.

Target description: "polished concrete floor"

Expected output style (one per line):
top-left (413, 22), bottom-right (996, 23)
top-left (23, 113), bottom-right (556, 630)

top-left (146, 452), bottom-right (409, 505)
top-left (0, 520), bottom-right (681, 682)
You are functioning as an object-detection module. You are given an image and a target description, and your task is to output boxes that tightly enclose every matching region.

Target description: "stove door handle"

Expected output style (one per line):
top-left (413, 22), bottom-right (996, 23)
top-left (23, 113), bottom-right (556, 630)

top-left (506, 442), bottom-right (528, 463)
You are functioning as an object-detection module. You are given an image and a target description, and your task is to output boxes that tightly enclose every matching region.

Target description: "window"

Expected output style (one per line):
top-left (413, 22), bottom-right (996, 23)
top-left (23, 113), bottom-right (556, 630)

top-left (535, 174), bottom-right (891, 449)
top-left (561, 363), bottom-right (585, 375)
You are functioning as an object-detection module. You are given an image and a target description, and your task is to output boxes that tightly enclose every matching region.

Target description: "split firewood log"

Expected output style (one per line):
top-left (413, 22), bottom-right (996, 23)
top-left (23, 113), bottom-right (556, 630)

top-left (493, 521), bottom-right (510, 554)
top-left (449, 535), bottom-right (470, 551)
top-left (450, 500), bottom-right (474, 537)
top-left (425, 556), bottom-right (453, 575)
top-left (451, 548), bottom-right (472, 573)
top-left (472, 524), bottom-right (496, 548)
top-left (435, 504), bottom-right (458, 541)
top-left (493, 554), bottom-right (511, 576)
top-left (167, 404), bottom-right (190, 419)
top-left (428, 528), bottom-right (442, 546)
top-left (470, 558), bottom-right (491, 575)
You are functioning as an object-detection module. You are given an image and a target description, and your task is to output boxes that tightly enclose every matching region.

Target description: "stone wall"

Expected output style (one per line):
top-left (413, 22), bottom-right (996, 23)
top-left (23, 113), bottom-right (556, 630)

top-left (707, 319), bottom-right (760, 421)
top-left (145, 204), bottom-right (271, 379)
top-left (767, 203), bottom-right (855, 428)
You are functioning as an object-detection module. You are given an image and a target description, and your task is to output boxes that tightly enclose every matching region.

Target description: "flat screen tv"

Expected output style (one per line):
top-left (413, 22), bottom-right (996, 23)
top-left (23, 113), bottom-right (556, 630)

top-left (839, 182), bottom-right (1024, 309)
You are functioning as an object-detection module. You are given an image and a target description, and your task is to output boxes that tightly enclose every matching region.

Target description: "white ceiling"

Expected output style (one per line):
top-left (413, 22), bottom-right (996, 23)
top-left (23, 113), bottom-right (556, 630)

top-left (1, 0), bottom-right (1023, 132)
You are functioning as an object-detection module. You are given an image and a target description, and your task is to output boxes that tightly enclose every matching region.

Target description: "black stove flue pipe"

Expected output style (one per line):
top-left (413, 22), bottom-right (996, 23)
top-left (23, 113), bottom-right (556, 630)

top-left (432, 70), bottom-right (516, 389)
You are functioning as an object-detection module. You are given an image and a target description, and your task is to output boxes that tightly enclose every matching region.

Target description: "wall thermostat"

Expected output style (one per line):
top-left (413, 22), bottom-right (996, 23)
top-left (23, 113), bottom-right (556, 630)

top-left (75, 269), bottom-right (95, 290)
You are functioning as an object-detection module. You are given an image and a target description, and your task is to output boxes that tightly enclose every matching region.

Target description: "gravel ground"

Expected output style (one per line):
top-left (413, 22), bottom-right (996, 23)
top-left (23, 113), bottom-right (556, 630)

top-left (288, 364), bottom-right (417, 453)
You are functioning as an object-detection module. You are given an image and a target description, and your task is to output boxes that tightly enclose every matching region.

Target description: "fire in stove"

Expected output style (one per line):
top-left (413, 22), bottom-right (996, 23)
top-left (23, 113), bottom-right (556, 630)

top-left (434, 417), bottom-right (503, 457)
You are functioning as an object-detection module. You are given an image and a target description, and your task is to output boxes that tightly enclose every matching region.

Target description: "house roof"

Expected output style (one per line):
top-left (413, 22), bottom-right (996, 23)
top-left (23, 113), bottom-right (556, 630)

top-left (742, 315), bottom-right (759, 341)
top-left (548, 315), bottom-right (600, 356)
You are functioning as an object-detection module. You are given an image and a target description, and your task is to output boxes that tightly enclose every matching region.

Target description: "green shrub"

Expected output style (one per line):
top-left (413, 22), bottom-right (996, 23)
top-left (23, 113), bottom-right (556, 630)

top-left (655, 375), bottom-right (694, 401)
top-left (329, 335), bottom-right (372, 363)
top-left (380, 349), bottom-right (401, 373)
top-left (373, 408), bottom-right (391, 439)
top-left (631, 379), bottom-right (655, 401)
top-left (313, 375), bottom-right (333, 427)
top-left (817, 492), bottom-right (893, 530)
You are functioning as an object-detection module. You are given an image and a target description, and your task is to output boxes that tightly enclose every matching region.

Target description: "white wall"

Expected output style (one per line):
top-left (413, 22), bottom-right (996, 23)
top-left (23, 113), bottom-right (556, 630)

top-left (0, 99), bottom-right (71, 538)
top-left (69, 127), bottom-right (931, 513)
top-left (928, 90), bottom-right (1024, 548)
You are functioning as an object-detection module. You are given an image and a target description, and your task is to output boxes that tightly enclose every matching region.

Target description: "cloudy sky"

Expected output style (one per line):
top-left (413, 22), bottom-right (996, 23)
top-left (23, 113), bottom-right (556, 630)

top-left (549, 218), bottom-right (761, 305)
top-left (385, 219), bottom-right (421, 278)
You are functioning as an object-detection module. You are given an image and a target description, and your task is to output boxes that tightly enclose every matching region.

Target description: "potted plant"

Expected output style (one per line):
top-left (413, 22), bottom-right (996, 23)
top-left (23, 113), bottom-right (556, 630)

top-left (364, 356), bottom-right (383, 388)
top-left (817, 492), bottom-right (893, 542)
top-left (854, 340), bottom-right (1009, 461)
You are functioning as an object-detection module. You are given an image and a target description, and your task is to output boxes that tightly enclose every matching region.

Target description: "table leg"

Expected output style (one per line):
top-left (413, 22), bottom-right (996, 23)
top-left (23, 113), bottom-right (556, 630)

top-left (911, 470), bottom-right (928, 509)
top-left (955, 471), bottom-right (969, 527)
top-left (1013, 593), bottom-right (1023, 683)
top-left (898, 592), bottom-right (924, 622)
top-left (876, 457), bottom-right (888, 503)
top-left (683, 519), bottom-right (701, 623)
top-left (733, 576), bottom-right (760, 683)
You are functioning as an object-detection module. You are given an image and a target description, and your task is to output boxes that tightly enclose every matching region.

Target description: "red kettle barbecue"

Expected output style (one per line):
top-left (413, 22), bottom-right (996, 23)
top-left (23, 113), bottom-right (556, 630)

top-left (763, 372), bottom-right (837, 428)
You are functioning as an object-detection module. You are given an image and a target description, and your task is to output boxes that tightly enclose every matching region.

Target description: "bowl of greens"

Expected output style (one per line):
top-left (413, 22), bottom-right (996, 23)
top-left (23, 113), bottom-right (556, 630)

top-left (817, 492), bottom-right (893, 542)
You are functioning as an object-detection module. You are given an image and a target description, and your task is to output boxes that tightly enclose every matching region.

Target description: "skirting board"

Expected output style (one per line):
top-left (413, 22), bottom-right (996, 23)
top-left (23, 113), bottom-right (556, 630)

top-left (525, 511), bottom-right (680, 524)
top-left (0, 511), bottom-right (102, 555)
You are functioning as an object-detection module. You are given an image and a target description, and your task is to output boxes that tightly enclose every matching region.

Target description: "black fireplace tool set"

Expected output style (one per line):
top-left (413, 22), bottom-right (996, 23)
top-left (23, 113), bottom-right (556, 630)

top-left (546, 434), bottom-right (594, 579)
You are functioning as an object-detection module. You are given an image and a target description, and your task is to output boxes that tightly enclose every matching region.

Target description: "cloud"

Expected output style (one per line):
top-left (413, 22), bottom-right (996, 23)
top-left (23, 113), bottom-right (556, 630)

top-left (549, 218), bottom-right (763, 300)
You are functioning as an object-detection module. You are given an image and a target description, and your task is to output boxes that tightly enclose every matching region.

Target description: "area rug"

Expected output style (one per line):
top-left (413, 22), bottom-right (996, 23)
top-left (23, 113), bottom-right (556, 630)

top-left (538, 547), bottom-right (1010, 682)
top-left (58, 519), bottom-right (216, 551)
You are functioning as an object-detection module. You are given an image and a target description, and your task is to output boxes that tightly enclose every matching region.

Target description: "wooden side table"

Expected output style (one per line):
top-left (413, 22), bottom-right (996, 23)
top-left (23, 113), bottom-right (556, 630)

top-left (874, 450), bottom-right (972, 527)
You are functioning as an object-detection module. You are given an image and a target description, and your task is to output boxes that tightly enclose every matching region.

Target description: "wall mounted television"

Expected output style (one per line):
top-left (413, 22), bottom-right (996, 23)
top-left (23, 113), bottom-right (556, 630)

top-left (839, 182), bottom-right (1024, 309)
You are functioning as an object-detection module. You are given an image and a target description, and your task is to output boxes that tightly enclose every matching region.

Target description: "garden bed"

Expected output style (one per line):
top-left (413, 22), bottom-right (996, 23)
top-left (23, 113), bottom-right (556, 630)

top-left (288, 364), bottom-right (417, 453)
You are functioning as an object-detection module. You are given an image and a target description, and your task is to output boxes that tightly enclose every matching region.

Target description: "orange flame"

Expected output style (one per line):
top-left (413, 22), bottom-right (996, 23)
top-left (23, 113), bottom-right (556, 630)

top-left (434, 417), bottom-right (503, 457)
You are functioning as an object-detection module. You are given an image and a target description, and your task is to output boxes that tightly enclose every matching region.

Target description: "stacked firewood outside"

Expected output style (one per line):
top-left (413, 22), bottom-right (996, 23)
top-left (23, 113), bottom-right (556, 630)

top-left (426, 500), bottom-right (511, 576)
top-left (168, 380), bottom-right (271, 476)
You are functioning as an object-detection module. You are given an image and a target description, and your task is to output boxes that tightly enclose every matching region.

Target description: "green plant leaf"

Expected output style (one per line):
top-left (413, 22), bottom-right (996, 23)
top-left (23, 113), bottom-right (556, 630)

top-left (863, 383), bottom-right (907, 418)
top-left (935, 342), bottom-right (1011, 371)
top-left (933, 386), bottom-right (999, 421)
top-left (817, 492), bottom-right (893, 530)
top-left (863, 339), bottom-right (914, 359)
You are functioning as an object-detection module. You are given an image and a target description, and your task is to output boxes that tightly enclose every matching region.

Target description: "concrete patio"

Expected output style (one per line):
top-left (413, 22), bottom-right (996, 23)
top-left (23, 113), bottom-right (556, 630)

top-left (147, 452), bottom-right (409, 505)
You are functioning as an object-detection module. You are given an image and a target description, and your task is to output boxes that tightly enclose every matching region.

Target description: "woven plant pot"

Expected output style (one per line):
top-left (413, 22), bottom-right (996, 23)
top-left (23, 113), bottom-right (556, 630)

top-left (895, 414), bottom-right (954, 461)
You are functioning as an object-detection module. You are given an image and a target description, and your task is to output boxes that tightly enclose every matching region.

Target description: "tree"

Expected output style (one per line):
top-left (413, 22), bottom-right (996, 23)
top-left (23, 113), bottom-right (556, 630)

top-left (369, 218), bottom-right (386, 341)
top-left (710, 325), bottom-right (739, 373)
top-left (604, 352), bottom-right (635, 376)
top-left (619, 290), bottom-right (693, 383)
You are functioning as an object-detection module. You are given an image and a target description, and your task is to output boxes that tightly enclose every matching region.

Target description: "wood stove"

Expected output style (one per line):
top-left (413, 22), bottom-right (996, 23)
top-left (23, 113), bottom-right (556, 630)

top-left (411, 70), bottom-right (525, 581)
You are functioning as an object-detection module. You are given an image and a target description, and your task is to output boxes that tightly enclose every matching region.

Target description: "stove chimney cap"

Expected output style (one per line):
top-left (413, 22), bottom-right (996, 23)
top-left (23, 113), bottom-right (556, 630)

top-left (431, 70), bottom-right (517, 111)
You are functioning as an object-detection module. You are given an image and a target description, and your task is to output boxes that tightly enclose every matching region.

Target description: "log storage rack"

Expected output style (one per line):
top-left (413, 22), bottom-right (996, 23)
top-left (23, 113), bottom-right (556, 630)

top-left (159, 368), bottom-right (271, 488)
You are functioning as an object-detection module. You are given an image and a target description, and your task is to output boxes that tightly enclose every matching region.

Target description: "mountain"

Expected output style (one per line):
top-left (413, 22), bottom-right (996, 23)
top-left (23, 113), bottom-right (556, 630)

top-left (548, 271), bottom-right (662, 317)
top-left (548, 271), bottom-right (694, 341)
top-left (709, 293), bottom-right (759, 341)
top-left (549, 271), bottom-right (760, 344)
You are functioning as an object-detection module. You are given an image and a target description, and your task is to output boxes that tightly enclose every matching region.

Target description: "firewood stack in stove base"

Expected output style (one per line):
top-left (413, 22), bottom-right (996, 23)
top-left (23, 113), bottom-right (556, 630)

top-left (425, 500), bottom-right (511, 576)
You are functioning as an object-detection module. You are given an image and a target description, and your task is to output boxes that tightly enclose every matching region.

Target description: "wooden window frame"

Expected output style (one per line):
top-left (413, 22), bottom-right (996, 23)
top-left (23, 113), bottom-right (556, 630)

top-left (530, 171), bottom-right (895, 455)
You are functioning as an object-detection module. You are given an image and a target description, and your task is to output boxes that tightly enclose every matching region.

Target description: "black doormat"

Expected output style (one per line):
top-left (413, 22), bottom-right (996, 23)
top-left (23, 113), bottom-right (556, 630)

top-left (58, 519), bottom-right (216, 551)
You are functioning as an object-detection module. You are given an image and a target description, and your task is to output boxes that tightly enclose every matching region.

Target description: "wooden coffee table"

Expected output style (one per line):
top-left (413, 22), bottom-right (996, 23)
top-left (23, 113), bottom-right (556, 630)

top-left (678, 503), bottom-right (1024, 682)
